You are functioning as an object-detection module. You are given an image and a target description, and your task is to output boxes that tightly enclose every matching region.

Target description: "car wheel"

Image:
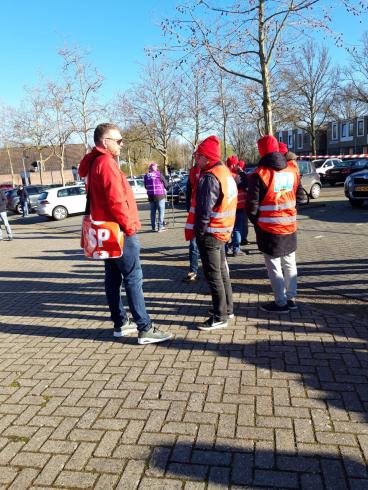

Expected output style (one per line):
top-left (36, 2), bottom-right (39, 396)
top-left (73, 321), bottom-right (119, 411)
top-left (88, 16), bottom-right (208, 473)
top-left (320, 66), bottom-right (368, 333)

top-left (52, 206), bottom-right (68, 220)
top-left (15, 203), bottom-right (22, 214)
top-left (309, 183), bottom-right (321, 199)
top-left (349, 198), bottom-right (364, 208)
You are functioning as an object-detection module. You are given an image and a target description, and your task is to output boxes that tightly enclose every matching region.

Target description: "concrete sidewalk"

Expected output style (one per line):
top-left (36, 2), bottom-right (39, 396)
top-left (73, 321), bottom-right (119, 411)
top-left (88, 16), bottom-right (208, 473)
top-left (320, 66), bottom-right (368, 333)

top-left (0, 199), bottom-right (367, 489)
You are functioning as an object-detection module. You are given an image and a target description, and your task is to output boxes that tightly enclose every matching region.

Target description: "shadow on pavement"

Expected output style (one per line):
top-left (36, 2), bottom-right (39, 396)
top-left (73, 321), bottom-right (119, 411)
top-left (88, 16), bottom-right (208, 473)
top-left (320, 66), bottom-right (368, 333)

top-left (147, 441), bottom-right (368, 488)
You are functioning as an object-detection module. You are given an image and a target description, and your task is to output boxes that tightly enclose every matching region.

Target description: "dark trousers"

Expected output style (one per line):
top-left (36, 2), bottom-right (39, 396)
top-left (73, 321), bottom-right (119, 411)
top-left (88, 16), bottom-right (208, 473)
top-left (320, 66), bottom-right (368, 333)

top-left (196, 234), bottom-right (233, 322)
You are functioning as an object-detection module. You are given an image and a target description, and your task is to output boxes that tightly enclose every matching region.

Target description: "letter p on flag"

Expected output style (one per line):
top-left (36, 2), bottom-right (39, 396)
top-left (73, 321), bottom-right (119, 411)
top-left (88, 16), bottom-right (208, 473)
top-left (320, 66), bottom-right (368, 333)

top-left (81, 216), bottom-right (124, 259)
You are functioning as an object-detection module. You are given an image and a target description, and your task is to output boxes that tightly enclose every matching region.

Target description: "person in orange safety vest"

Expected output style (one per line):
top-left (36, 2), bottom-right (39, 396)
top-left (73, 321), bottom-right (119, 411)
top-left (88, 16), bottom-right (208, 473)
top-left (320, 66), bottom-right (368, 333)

top-left (185, 135), bottom-right (237, 331)
top-left (246, 135), bottom-right (306, 314)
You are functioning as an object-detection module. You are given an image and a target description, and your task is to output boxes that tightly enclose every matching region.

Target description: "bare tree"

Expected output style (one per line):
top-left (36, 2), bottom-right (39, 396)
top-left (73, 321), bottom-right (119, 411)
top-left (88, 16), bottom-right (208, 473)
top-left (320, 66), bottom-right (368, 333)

top-left (161, 0), bottom-right (368, 135)
top-left (0, 104), bottom-right (18, 186)
top-left (13, 87), bottom-right (54, 185)
top-left (119, 61), bottom-right (183, 174)
top-left (282, 41), bottom-right (338, 154)
top-left (59, 46), bottom-right (104, 152)
top-left (343, 33), bottom-right (368, 110)
top-left (47, 82), bottom-right (74, 185)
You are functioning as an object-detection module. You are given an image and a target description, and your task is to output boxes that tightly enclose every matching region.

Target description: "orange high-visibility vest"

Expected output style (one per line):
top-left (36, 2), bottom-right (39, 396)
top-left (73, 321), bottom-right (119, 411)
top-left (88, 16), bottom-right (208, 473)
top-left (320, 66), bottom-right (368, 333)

top-left (230, 170), bottom-right (246, 210)
top-left (189, 165), bottom-right (201, 193)
top-left (185, 163), bottom-right (238, 242)
top-left (255, 163), bottom-right (299, 235)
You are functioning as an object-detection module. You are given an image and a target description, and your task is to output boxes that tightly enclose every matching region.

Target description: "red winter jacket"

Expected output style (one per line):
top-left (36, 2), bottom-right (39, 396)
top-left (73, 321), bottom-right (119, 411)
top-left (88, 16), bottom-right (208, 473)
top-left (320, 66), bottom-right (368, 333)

top-left (78, 147), bottom-right (141, 236)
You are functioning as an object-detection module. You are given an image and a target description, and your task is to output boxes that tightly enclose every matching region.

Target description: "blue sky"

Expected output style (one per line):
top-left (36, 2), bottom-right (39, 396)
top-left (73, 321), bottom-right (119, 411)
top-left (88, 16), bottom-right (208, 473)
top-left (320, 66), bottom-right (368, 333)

top-left (1, 1), bottom-right (367, 108)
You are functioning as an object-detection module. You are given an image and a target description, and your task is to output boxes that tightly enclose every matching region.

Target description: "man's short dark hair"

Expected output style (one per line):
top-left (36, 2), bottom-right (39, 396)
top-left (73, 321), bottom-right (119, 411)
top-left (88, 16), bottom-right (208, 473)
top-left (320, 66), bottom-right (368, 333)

top-left (94, 123), bottom-right (121, 144)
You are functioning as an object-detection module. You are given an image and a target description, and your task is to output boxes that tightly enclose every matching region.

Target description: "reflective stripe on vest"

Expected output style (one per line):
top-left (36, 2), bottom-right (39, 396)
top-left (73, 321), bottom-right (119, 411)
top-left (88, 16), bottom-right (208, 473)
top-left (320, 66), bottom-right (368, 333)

top-left (207, 226), bottom-right (234, 233)
top-left (258, 216), bottom-right (297, 223)
top-left (259, 200), bottom-right (296, 211)
top-left (210, 210), bottom-right (236, 218)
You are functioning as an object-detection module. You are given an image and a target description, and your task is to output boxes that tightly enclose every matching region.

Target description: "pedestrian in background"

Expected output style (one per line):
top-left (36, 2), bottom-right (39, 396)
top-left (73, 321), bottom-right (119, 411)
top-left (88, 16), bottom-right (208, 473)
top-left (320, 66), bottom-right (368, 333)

top-left (17, 185), bottom-right (29, 217)
top-left (144, 162), bottom-right (168, 232)
top-left (78, 123), bottom-right (171, 345)
top-left (183, 162), bottom-right (201, 282)
top-left (225, 156), bottom-right (248, 256)
top-left (0, 189), bottom-right (12, 241)
top-left (247, 135), bottom-right (305, 314)
top-left (185, 135), bottom-right (237, 330)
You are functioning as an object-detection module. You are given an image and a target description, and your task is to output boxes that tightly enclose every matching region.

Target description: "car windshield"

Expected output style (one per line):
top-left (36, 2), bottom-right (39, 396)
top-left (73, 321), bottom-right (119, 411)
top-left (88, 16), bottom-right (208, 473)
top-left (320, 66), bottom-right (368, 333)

top-left (335, 160), bottom-right (355, 168)
top-left (351, 159), bottom-right (368, 168)
top-left (312, 160), bottom-right (325, 168)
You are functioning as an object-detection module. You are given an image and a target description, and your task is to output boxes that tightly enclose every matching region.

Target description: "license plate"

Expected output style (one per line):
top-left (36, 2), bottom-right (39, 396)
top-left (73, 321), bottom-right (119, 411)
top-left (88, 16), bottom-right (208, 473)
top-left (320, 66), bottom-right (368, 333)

top-left (356, 186), bottom-right (368, 191)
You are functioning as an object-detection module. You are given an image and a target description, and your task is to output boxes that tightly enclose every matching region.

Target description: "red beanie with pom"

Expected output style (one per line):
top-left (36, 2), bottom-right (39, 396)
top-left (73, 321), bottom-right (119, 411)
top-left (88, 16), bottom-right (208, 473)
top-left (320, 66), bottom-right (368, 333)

top-left (196, 135), bottom-right (221, 163)
top-left (257, 135), bottom-right (280, 158)
top-left (226, 155), bottom-right (238, 168)
top-left (278, 142), bottom-right (288, 155)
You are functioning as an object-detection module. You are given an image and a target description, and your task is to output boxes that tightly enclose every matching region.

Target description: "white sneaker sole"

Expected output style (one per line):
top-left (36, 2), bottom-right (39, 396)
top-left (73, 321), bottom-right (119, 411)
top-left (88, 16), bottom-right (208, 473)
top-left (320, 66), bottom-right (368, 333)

top-left (113, 328), bottom-right (136, 337)
top-left (137, 334), bottom-right (172, 345)
top-left (198, 322), bottom-right (228, 331)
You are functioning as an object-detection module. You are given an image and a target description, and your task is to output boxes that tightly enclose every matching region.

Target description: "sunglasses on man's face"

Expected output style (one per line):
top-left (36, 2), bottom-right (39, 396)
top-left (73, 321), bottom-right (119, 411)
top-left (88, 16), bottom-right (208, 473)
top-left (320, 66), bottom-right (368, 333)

top-left (105, 137), bottom-right (123, 145)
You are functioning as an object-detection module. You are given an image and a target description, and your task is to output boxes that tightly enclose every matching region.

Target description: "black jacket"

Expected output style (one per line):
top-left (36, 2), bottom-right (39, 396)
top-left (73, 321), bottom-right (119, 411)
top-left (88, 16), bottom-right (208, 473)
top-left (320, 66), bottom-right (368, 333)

top-left (194, 161), bottom-right (223, 237)
top-left (0, 190), bottom-right (7, 212)
top-left (246, 152), bottom-right (305, 257)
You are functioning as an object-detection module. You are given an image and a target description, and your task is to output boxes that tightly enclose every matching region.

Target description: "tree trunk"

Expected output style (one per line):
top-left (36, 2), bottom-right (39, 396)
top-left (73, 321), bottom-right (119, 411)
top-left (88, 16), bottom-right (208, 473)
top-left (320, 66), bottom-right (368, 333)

top-left (39, 152), bottom-right (44, 185)
top-left (258, 0), bottom-right (273, 135)
top-left (5, 146), bottom-right (16, 187)
top-left (310, 121), bottom-right (316, 155)
top-left (60, 145), bottom-right (65, 186)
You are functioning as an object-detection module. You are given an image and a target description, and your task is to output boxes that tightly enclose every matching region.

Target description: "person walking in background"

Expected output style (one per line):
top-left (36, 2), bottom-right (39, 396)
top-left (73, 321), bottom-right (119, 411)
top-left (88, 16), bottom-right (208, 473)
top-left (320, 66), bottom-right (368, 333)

top-left (17, 185), bottom-right (29, 217)
top-left (246, 135), bottom-right (305, 314)
top-left (78, 123), bottom-right (171, 345)
top-left (238, 160), bottom-right (250, 246)
top-left (183, 162), bottom-right (201, 282)
top-left (225, 156), bottom-right (248, 256)
top-left (0, 189), bottom-right (12, 241)
top-left (144, 162), bottom-right (168, 232)
top-left (185, 135), bottom-right (237, 330)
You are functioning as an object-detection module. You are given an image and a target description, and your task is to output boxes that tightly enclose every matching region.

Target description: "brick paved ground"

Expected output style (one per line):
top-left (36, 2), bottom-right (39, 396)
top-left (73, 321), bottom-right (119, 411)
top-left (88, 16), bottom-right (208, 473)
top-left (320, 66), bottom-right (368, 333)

top-left (0, 187), bottom-right (367, 489)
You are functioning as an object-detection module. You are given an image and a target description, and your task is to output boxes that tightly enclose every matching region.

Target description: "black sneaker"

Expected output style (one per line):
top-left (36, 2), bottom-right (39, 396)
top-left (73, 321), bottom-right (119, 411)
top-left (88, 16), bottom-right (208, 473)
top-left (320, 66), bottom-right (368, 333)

top-left (198, 317), bottom-right (228, 331)
top-left (208, 308), bottom-right (234, 319)
top-left (287, 299), bottom-right (298, 310)
top-left (183, 272), bottom-right (198, 282)
top-left (241, 239), bottom-right (250, 245)
top-left (260, 302), bottom-right (289, 314)
top-left (114, 319), bottom-right (137, 337)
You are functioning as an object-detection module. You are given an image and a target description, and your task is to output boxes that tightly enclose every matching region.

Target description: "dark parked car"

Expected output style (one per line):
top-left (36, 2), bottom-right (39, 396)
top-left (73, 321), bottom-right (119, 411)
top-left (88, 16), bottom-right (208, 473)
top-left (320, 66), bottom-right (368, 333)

top-left (166, 175), bottom-right (188, 204)
top-left (7, 185), bottom-right (50, 214)
top-left (344, 168), bottom-right (368, 207)
top-left (324, 159), bottom-right (368, 186)
top-left (297, 161), bottom-right (322, 199)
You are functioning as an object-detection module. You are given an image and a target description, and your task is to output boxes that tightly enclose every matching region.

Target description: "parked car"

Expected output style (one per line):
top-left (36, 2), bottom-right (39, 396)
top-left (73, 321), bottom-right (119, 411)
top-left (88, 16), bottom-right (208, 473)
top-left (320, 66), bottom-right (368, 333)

top-left (344, 167), bottom-right (368, 207)
top-left (166, 175), bottom-right (188, 204)
top-left (312, 158), bottom-right (341, 180)
top-left (36, 185), bottom-right (87, 220)
top-left (324, 159), bottom-right (368, 186)
top-left (127, 177), bottom-right (148, 202)
top-left (7, 185), bottom-right (49, 214)
top-left (297, 161), bottom-right (322, 199)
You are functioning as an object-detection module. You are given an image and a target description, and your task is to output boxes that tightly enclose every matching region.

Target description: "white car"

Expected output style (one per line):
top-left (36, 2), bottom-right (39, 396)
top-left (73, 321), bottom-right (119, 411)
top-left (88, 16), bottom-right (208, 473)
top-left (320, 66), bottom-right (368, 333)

top-left (36, 185), bottom-right (87, 220)
top-left (312, 158), bottom-right (341, 178)
top-left (127, 178), bottom-right (148, 202)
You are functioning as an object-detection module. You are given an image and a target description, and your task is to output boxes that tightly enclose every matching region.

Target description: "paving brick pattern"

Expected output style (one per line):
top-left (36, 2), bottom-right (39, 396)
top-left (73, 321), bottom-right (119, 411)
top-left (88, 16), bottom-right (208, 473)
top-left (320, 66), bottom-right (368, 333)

top-left (0, 187), bottom-right (367, 489)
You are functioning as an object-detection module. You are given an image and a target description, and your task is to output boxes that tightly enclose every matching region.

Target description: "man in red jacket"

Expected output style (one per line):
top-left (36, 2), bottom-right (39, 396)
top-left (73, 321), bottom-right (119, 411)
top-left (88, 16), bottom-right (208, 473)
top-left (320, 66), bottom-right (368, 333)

top-left (79, 123), bottom-right (171, 345)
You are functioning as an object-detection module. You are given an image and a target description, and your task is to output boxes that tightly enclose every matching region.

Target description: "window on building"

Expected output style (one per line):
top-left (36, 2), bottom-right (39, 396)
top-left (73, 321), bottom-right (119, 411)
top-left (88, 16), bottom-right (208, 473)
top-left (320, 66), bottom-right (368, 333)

top-left (357, 119), bottom-right (364, 137)
top-left (341, 123), bottom-right (348, 138)
top-left (297, 133), bottom-right (302, 149)
top-left (288, 134), bottom-right (293, 147)
top-left (349, 122), bottom-right (354, 136)
top-left (332, 123), bottom-right (338, 140)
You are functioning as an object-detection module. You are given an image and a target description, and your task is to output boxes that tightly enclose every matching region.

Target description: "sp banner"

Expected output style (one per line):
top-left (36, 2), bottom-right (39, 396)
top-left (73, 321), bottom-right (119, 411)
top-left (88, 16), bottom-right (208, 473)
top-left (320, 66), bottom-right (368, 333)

top-left (81, 215), bottom-right (124, 259)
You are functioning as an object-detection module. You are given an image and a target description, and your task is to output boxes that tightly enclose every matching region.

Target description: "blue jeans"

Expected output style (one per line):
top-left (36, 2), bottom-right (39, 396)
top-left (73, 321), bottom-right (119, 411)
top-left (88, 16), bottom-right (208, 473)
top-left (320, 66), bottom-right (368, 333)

top-left (232, 209), bottom-right (245, 253)
top-left (21, 201), bottom-right (29, 217)
top-left (104, 234), bottom-right (151, 332)
top-left (0, 211), bottom-right (12, 239)
top-left (150, 199), bottom-right (165, 230)
top-left (189, 238), bottom-right (199, 273)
